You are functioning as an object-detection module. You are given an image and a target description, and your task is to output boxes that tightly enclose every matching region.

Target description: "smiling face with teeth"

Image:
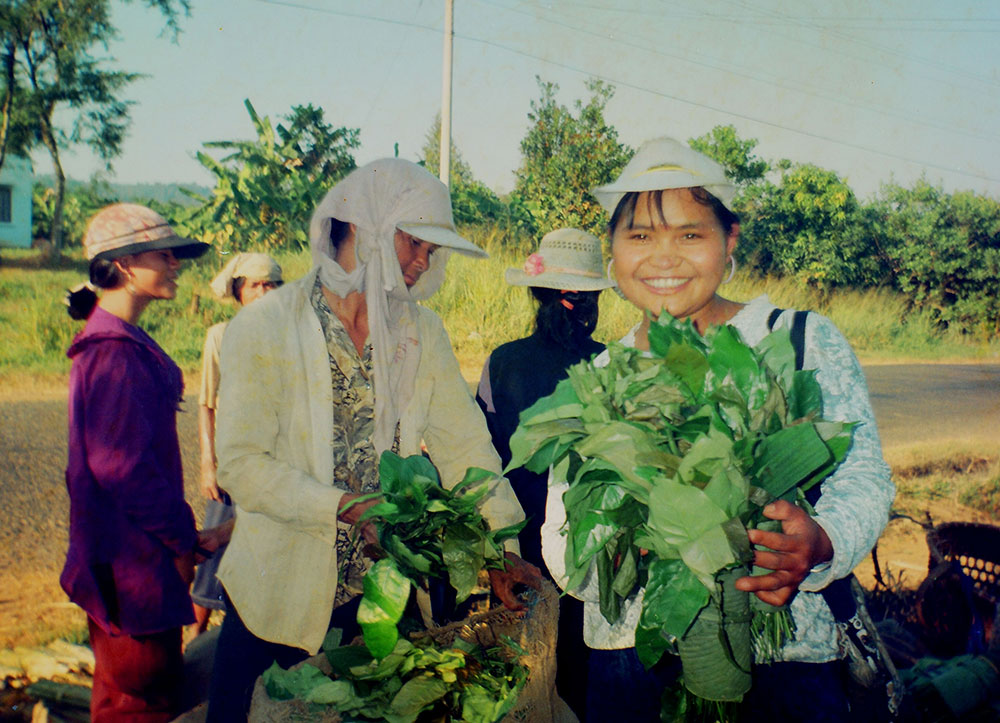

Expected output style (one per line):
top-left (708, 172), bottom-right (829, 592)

top-left (610, 188), bottom-right (742, 347)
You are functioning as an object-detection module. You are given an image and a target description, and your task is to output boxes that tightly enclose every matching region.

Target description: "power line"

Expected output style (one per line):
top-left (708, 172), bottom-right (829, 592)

top-left (251, 0), bottom-right (1000, 186)
top-left (456, 21), bottom-right (1000, 185)
top-left (478, 0), bottom-right (1000, 146)
top-left (721, 0), bottom-right (1000, 91)
top-left (252, 0), bottom-right (439, 33)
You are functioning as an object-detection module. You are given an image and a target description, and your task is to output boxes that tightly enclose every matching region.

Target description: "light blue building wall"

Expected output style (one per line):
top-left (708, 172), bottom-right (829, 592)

top-left (0, 155), bottom-right (33, 248)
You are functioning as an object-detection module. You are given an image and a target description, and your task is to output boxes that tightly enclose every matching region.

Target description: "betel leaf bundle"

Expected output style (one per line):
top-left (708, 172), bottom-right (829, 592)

top-left (353, 452), bottom-right (525, 659)
top-left (263, 629), bottom-right (528, 723)
top-left (507, 313), bottom-right (855, 708)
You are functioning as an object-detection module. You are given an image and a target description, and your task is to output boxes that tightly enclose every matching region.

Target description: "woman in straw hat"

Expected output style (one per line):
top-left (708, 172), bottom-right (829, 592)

top-left (476, 227), bottom-right (613, 718)
top-left (188, 253), bottom-right (284, 640)
top-left (62, 203), bottom-right (212, 722)
top-left (539, 138), bottom-right (893, 721)
top-left (206, 159), bottom-right (536, 722)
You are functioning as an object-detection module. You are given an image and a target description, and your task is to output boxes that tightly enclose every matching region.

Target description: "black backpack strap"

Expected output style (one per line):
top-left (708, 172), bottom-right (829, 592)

top-left (767, 307), bottom-right (809, 372)
top-left (766, 307), bottom-right (783, 331)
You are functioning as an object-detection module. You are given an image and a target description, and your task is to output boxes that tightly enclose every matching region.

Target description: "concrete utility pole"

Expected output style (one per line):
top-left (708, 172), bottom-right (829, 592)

top-left (438, 0), bottom-right (454, 186)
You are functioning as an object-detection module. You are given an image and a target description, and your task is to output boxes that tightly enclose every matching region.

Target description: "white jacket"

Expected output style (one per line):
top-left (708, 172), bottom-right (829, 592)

top-left (216, 267), bottom-right (524, 653)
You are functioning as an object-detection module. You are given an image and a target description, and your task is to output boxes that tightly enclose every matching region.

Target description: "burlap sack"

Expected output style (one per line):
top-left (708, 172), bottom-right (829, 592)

top-left (249, 579), bottom-right (576, 723)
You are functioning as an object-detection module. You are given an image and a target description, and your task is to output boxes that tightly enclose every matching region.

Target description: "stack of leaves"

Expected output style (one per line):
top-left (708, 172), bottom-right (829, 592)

top-left (354, 452), bottom-right (524, 659)
top-left (263, 629), bottom-right (528, 723)
top-left (507, 313), bottom-right (855, 708)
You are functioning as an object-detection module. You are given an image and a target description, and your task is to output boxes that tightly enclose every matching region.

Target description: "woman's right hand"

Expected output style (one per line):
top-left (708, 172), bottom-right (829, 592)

top-left (337, 492), bottom-right (381, 549)
top-left (199, 462), bottom-right (224, 502)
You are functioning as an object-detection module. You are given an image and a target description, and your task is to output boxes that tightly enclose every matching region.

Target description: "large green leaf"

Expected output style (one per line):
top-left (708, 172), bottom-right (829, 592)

top-left (636, 558), bottom-right (709, 667)
top-left (678, 524), bottom-right (739, 591)
top-left (507, 419), bottom-right (585, 474)
top-left (442, 524), bottom-right (486, 602)
top-left (751, 424), bottom-right (832, 498)
top-left (386, 676), bottom-right (449, 723)
top-left (646, 476), bottom-right (729, 552)
top-left (575, 421), bottom-right (679, 496)
top-left (261, 661), bottom-right (328, 701)
top-left (564, 479), bottom-right (627, 568)
top-left (358, 559), bottom-right (412, 659)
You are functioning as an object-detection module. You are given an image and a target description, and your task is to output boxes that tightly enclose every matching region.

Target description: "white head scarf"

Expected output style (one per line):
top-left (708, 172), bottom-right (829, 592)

top-left (308, 158), bottom-right (486, 454)
top-left (209, 252), bottom-right (283, 301)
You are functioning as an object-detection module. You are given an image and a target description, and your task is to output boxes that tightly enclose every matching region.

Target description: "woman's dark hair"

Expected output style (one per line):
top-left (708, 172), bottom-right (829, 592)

top-left (232, 276), bottom-right (246, 301)
top-left (66, 258), bottom-right (124, 320)
top-left (530, 287), bottom-right (601, 350)
top-left (608, 187), bottom-right (739, 239)
top-left (329, 218), bottom-right (351, 249)
top-left (232, 275), bottom-right (283, 304)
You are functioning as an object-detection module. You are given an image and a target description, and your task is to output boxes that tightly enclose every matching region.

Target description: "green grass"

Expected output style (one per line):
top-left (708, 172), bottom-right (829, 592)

top-left (886, 442), bottom-right (1000, 522)
top-left (2, 239), bottom-right (999, 384)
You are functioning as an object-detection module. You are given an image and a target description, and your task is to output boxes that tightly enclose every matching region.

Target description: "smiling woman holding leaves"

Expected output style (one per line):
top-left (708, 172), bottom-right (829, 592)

top-left (534, 138), bottom-right (895, 722)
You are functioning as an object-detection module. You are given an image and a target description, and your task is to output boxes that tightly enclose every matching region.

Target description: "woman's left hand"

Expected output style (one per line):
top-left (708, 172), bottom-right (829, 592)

top-left (488, 552), bottom-right (543, 611)
top-left (734, 500), bottom-right (833, 607)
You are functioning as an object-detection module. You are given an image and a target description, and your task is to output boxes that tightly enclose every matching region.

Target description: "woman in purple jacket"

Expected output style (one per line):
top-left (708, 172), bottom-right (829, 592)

top-left (62, 203), bottom-right (210, 722)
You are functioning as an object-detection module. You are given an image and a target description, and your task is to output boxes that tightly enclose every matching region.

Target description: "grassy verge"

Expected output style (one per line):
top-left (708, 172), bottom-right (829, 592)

top-left (2, 239), bottom-right (998, 387)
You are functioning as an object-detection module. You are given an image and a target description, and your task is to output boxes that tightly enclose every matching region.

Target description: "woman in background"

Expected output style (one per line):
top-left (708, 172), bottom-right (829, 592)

top-left (476, 227), bottom-right (612, 718)
top-left (189, 252), bottom-right (284, 639)
top-left (62, 204), bottom-right (211, 722)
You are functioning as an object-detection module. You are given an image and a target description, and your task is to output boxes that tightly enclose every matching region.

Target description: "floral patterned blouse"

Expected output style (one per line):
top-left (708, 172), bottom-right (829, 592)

top-left (310, 276), bottom-right (398, 608)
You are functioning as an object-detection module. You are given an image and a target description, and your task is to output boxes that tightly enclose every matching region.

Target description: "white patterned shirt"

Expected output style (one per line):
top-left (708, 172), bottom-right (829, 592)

top-left (540, 294), bottom-right (895, 663)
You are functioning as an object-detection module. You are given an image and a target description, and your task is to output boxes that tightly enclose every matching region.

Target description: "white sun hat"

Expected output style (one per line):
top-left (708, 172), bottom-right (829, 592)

top-left (505, 228), bottom-right (613, 292)
top-left (591, 137), bottom-right (736, 215)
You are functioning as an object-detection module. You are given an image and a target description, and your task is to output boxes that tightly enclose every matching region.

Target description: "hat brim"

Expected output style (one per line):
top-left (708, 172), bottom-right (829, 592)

top-left (396, 222), bottom-right (487, 259)
top-left (94, 234), bottom-right (210, 262)
top-left (505, 267), bottom-right (613, 291)
top-left (592, 177), bottom-right (736, 215)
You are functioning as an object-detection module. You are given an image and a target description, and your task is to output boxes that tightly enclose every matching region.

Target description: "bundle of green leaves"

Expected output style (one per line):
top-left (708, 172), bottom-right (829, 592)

top-left (353, 453), bottom-right (525, 659)
top-left (263, 629), bottom-right (528, 723)
top-left (507, 313), bottom-right (855, 705)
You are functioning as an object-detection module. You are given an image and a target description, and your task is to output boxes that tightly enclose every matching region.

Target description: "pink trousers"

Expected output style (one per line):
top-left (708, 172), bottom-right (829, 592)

top-left (87, 617), bottom-right (184, 722)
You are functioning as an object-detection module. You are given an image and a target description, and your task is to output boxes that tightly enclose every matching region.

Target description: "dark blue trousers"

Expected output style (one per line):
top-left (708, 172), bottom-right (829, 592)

top-left (585, 649), bottom-right (849, 723)
top-left (205, 596), bottom-right (360, 723)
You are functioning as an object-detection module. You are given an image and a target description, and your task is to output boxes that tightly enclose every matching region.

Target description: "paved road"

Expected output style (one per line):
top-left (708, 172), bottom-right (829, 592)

top-left (864, 364), bottom-right (1000, 448)
top-left (1, 364), bottom-right (998, 575)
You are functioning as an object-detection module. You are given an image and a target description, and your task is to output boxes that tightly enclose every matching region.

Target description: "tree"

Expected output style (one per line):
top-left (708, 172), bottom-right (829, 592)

top-left (739, 162), bottom-right (867, 289)
top-left (1, 0), bottom-right (188, 253)
top-left (688, 125), bottom-right (768, 188)
top-left (418, 115), bottom-right (519, 233)
top-left (874, 179), bottom-right (1000, 336)
top-left (512, 77), bottom-right (632, 237)
top-left (173, 99), bottom-right (360, 252)
top-left (420, 114), bottom-right (474, 188)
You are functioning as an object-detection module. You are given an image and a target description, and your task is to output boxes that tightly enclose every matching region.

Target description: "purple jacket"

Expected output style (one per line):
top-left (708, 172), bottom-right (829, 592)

top-left (61, 306), bottom-right (197, 635)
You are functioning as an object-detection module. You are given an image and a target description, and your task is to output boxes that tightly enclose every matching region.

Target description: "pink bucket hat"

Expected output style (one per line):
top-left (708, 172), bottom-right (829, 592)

top-left (83, 203), bottom-right (209, 261)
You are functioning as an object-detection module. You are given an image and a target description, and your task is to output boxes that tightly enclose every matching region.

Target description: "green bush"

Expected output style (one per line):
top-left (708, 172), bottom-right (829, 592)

top-left (874, 180), bottom-right (1000, 338)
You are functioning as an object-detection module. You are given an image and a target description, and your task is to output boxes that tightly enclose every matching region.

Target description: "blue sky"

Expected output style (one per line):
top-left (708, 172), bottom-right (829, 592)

top-left (46, 0), bottom-right (1000, 201)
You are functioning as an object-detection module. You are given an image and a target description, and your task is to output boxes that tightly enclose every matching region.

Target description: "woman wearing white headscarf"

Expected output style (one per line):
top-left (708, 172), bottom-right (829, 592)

top-left (188, 253), bottom-right (283, 640)
top-left (205, 159), bottom-right (533, 722)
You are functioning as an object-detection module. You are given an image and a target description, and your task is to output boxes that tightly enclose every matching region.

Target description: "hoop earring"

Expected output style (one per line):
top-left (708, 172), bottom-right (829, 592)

top-left (607, 259), bottom-right (626, 300)
top-left (723, 255), bottom-right (737, 285)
